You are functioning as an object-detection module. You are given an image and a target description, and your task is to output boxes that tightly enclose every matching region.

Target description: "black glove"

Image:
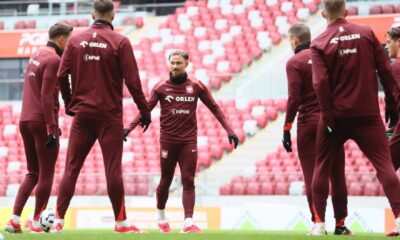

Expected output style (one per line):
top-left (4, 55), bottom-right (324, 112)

top-left (228, 135), bottom-right (239, 149)
top-left (44, 134), bottom-right (57, 148)
top-left (139, 117), bottom-right (151, 133)
top-left (123, 128), bottom-right (129, 142)
top-left (65, 109), bottom-right (75, 116)
top-left (282, 131), bottom-right (292, 152)
top-left (385, 109), bottom-right (399, 129)
top-left (58, 128), bottom-right (62, 136)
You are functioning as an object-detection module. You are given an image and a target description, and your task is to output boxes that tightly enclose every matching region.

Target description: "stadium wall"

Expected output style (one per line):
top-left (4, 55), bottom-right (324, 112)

top-left (0, 196), bottom-right (394, 233)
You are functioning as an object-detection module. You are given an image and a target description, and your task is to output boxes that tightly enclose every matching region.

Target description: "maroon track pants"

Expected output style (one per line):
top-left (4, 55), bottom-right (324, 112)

top-left (14, 121), bottom-right (59, 220)
top-left (297, 116), bottom-right (347, 223)
top-left (157, 141), bottom-right (197, 219)
top-left (312, 116), bottom-right (400, 221)
top-left (56, 116), bottom-right (126, 221)
top-left (390, 123), bottom-right (400, 170)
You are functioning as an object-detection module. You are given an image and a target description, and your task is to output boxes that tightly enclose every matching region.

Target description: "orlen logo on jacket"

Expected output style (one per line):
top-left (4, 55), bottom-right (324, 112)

top-left (165, 95), bottom-right (195, 103)
top-left (80, 41), bottom-right (107, 49)
top-left (329, 34), bottom-right (360, 44)
top-left (83, 54), bottom-right (100, 61)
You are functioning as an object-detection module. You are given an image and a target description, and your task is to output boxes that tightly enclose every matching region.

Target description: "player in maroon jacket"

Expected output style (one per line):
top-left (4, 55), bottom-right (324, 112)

top-left (310, 0), bottom-right (400, 236)
top-left (388, 26), bottom-right (400, 175)
top-left (53, 0), bottom-right (150, 233)
top-left (283, 22), bottom-right (352, 235)
top-left (125, 49), bottom-right (239, 233)
top-left (5, 22), bottom-right (73, 234)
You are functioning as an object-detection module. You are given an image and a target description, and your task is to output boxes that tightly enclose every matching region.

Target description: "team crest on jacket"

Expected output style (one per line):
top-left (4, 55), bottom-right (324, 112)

top-left (186, 85), bottom-right (193, 93)
top-left (161, 150), bottom-right (168, 159)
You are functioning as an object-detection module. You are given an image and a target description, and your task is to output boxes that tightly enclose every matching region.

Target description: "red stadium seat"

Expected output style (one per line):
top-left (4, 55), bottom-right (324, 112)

top-left (232, 183), bottom-right (246, 195)
top-left (348, 182), bottom-right (363, 196)
top-left (347, 6), bottom-right (358, 16)
top-left (395, 4), bottom-right (400, 13)
top-left (382, 5), bottom-right (395, 14)
top-left (369, 5), bottom-right (383, 15)
top-left (363, 183), bottom-right (378, 196)
top-left (274, 182), bottom-right (289, 195)
top-left (219, 184), bottom-right (231, 195)
top-left (246, 182), bottom-right (260, 195)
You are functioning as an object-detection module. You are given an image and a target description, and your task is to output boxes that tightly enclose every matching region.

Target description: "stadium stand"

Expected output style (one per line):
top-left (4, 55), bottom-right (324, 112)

top-left (123, 0), bottom-right (322, 97)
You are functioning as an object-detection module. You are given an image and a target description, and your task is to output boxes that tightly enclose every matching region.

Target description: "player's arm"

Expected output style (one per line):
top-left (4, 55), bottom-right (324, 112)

top-left (282, 61), bottom-right (303, 152)
top-left (41, 59), bottom-right (59, 148)
top-left (57, 41), bottom-right (73, 116)
top-left (199, 81), bottom-right (238, 148)
top-left (119, 37), bottom-right (150, 123)
top-left (372, 32), bottom-right (400, 127)
top-left (125, 88), bottom-right (159, 139)
top-left (311, 44), bottom-right (335, 135)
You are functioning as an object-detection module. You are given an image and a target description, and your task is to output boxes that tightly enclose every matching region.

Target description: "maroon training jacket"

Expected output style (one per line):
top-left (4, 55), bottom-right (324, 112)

top-left (284, 48), bottom-right (319, 130)
top-left (57, 22), bottom-right (149, 120)
top-left (20, 46), bottom-right (60, 134)
top-left (129, 78), bottom-right (235, 142)
top-left (311, 18), bottom-right (400, 125)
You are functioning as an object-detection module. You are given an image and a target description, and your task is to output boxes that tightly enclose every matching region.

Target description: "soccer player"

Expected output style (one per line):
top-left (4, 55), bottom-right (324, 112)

top-left (387, 26), bottom-right (400, 171)
top-left (283, 22), bottom-right (352, 235)
top-left (310, 0), bottom-right (400, 236)
top-left (125, 49), bottom-right (239, 233)
top-left (5, 22), bottom-right (73, 233)
top-left (53, 0), bottom-right (150, 233)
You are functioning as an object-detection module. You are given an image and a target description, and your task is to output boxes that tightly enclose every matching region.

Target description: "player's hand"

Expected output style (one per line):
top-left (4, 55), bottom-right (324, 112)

top-left (44, 134), bottom-right (57, 148)
top-left (65, 109), bottom-right (75, 116)
top-left (228, 135), bottom-right (239, 149)
top-left (385, 109), bottom-right (399, 129)
top-left (123, 128), bottom-right (130, 142)
top-left (282, 131), bottom-right (292, 152)
top-left (58, 128), bottom-right (62, 136)
top-left (139, 117), bottom-right (151, 133)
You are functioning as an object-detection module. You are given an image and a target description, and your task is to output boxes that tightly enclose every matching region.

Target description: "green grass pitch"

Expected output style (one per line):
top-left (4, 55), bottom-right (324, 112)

top-left (0, 230), bottom-right (391, 240)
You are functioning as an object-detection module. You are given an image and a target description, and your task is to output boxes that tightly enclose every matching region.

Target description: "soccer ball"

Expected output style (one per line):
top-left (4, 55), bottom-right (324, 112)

top-left (39, 209), bottom-right (55, 232)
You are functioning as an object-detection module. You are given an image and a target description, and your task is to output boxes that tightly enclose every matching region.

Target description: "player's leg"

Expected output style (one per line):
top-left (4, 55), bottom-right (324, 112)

top-left (97, 119), bottom-right (141, 232)
top-left (30, 121), bottom-right (59, 232)
top-left (156, 141), bottom-right (179, 232)
top-left (6, 121), bottom-right (39, 233)
top-left (329, 145), bottom-right (353, 235)
top-left (352, 116), bottom-right (400, 235)
top-left (310, 117), bottom-right (345, 235)
top-left (54, 117), bottom-right (96, 231)
top-left (178, 142), bottom-right (201, 233)
top-left (296, 120), bottom-right (317, 223)
top-left (389, 123), bottom-right (400, 170)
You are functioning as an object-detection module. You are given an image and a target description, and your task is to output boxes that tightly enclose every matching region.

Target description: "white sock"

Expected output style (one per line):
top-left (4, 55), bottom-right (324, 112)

top-left (315, 222), bottom-right (325, 229)
top-left (54, 218), bottom-right (64, 226)
top-left (184, 218), bottom-right (193, 227)
top-left (12, 215), bottom-right (20, 224)
top-left (157, 209), bottom-right (166, 223)
top-left (32, 220), bottom-right (40, 228)
top-left (395, 217), bottom-right (400, 230)
top-left (116, 220), bottom-right (129, 227)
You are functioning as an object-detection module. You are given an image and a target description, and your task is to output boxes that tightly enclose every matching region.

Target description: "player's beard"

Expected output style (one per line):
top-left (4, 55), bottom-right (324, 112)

top-left (169, 71), bottom-right (187, 85)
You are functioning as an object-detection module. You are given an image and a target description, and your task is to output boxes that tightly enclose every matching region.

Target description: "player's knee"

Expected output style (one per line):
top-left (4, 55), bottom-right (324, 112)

top-left (27, 172), bottom-right (39, 183)
top-left (159, 177), bottom-right (173, 187)
top-left (181, 176), bottom-right (195, 190)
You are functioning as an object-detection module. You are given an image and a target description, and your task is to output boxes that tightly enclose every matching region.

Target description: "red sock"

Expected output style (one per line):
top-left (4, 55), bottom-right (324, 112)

top-left (336, 218), bottom-right (345, 227)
